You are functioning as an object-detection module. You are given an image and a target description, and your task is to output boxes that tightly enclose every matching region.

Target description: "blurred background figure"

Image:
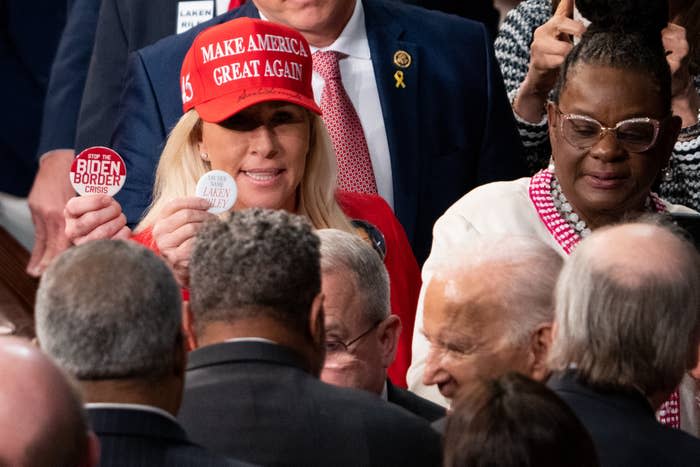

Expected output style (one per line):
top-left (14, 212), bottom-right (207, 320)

top-left (318, 228), bottom-right (445, 421)
top-left (35, 240), bottom-right (246, 466)
top-left (0, 0), bottom-right (67, 248)
top-left (444, 372), bottom-right (599, 467)
top-left (26, 0), bottom-right (100, 277)
top-left (549, 220), bottom-right (700, 466)
top-left (0, 336), bottom-right (98, 467)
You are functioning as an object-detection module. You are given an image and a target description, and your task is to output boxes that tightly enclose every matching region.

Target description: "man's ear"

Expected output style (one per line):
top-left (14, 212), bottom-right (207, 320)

top-left (309, 292), bottom-right (325, 346)
top-left (182, 301), bottom-right (198, 351)
top-left (528, 323), bottom-right (553, 382)
top-left (378, 315), bottom-right (401, 368)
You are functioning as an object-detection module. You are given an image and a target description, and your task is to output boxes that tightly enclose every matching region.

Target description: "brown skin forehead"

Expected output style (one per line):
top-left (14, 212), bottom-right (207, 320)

top-left (558, 64), bottom-right (666, 123)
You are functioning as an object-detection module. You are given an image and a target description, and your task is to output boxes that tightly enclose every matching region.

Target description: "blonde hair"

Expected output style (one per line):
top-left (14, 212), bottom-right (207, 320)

top-left (137, 109), bottom-right (354, 234)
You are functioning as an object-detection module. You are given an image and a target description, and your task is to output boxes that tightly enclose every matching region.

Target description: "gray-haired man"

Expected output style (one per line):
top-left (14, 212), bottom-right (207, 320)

top-left (318, 228), bottom-right (444, 421)
top-left (548, 221), bottom-right (700, 466)
top-left (35, 239), bottom-right (247, 467)
top-left (420, 236), bottom-right (563, 407)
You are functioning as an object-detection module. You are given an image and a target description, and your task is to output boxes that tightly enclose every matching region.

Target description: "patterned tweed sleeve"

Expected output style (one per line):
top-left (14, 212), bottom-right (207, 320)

top-left (494, 0), bottom-right (553, 173)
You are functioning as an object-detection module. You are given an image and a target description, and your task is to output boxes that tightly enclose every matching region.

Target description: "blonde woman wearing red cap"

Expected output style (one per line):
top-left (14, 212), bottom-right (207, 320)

top-left (63, 17), bottom-right (419, 386)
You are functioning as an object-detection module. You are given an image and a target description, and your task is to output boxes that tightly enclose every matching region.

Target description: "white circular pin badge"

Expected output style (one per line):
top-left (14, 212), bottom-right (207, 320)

top-left (70, 146), bottom-right (127, 196)
top-left (196, 170), bottom-right (237, 214)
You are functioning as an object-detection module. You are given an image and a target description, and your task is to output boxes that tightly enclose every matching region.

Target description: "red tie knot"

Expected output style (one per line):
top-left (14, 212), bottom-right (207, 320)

top-left (312, 50), bottom-right (345, 81)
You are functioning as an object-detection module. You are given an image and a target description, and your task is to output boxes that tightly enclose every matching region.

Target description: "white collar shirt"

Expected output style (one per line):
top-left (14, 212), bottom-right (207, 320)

top-left (260, 1), bottom-right (394, 208)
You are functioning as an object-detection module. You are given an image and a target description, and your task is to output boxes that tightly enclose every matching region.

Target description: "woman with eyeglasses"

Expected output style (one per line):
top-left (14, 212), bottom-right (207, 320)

top-left (408, 4), bottom-right (698, 429)
top-left (62, 18), bottom-right (420, 386)
top-left (495, 0), bottom-right (700, 211)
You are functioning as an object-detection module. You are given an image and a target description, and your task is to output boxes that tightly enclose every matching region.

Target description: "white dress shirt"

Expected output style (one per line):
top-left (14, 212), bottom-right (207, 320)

top-left (86, 402), bottom-right (179, 423)
top-left (260, 1), bottom-right (394, 208)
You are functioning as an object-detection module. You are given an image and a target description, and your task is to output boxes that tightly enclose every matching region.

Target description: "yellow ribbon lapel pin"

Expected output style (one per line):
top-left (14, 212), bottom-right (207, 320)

top-left (393, 50), bottom-right (411, 89)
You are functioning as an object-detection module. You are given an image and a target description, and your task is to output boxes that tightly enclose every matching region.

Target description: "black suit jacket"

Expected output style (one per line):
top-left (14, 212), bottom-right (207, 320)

top-left (179, 341), bottom-right (442, 466)
top-left (549, 371), bottom-right (700, 467)
top-left (1, 0), bottom-right (67, 195)
top-left (401, 0), bottom-right (499, 39)
top-left (88, 407), bottom-right (250, 467)
top-left (386, 379), bottom-right (445, 422)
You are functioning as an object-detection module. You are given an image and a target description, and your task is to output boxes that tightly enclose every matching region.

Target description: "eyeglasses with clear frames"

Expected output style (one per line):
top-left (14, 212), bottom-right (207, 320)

top-left (324, 320), bottom-right (382, 354)
top-left (556, 107), bottom-right (665, 153)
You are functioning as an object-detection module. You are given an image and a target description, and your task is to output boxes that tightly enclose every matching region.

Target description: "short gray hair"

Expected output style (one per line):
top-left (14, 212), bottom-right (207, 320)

top-left (318, 229), bottom-right (390, 323)
top-left (35, 240), bottom-right (182, 380)
top-left (435, 236), bottom-right (563, 346)
top-left (549, 221), bottom-right (700, 394)
top-left (190, 209), bottom-right (321, 335)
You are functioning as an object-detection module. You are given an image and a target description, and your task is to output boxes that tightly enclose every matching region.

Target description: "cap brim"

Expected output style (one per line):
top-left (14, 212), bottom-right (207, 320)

top-left (195, 87), bottom-right (322, 123)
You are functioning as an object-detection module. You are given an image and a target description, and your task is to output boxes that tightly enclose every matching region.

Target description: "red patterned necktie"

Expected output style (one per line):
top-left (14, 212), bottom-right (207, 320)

top-left (227, 0), bottom-right (244, 11)
top-left (657, 390), bottom-right (680, 429)
top-left (312, 51), bottom-right (377, 194)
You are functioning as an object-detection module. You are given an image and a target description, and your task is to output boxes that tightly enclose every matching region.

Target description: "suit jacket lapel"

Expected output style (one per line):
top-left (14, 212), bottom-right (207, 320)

top-left (363, 0), bottom-right (420, 244)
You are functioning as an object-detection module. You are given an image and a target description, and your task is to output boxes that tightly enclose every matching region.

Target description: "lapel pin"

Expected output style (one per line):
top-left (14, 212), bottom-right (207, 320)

top-left (394, 70), bottom-right (406, 89)
top-left (393, 50), bottom-right (411, 68)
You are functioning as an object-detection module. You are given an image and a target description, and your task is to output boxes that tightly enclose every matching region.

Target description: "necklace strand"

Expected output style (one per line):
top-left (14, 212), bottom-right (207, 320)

top-left (549, 176), bottom-right (655, 239)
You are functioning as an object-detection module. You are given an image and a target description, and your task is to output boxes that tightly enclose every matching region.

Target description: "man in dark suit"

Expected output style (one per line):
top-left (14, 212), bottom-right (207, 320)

top-left (183, 208), bottom-right (442, 465)
top-left (111, 0), bottom-right (526, 264)
top-left (34, 239), bottom-right (246, 467)
top-left (317, 229), bottom-right (445, 421)
top-left (548, 221), bottom-right (700, 466)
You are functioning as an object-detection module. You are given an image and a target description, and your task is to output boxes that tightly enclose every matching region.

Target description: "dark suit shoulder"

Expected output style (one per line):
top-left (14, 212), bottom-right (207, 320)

top-left (364, 0), bottom-right (488, 41)
top-left (550, 373), bottom-right (700, 467)
top-left (386, 380), bottom-right (446, 422)
top-left (181, 342), bottom-right (441, 466)
top-left (88, 408), bottom-right (250, 467)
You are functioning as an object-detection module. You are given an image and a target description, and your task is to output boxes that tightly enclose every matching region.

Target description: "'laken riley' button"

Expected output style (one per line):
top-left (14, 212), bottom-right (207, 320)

top-left (196, 170), bottom-right (237, 214)
top-left (70, 146), bottom-right (127, 196)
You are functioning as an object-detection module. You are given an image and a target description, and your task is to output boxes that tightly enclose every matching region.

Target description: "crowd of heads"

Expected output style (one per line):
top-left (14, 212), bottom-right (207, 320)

top-left (4, 0), bottom-right (700, 465)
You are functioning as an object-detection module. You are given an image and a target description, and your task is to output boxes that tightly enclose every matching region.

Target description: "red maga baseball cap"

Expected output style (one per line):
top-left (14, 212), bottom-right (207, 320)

top-left (180, 17), bottom-right (321, 123)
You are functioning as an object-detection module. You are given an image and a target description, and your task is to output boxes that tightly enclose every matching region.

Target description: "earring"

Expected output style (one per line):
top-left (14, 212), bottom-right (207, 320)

top-left (547, 158), bottom-right (555, 173)
top-left (200, 152), bottom-right (209, 161)
top-left (662, 160), bottom-right (673, 182)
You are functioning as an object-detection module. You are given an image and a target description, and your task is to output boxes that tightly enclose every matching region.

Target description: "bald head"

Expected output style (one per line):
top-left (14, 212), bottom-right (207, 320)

top-left (583, 223), bottom-right (690, 286)
top-left (422, 237), bottom-right (563, 400)
top-left (0, 337), bottom-right (95, 467)
top-left (550, 220), bottom-right (700, 397)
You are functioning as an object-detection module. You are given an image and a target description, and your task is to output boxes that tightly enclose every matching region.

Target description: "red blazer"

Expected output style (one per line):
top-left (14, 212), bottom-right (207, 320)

top-left (132, 191), bottom-right (420, 387)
